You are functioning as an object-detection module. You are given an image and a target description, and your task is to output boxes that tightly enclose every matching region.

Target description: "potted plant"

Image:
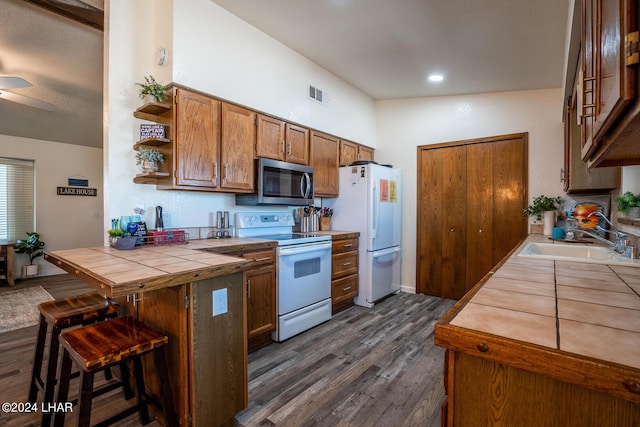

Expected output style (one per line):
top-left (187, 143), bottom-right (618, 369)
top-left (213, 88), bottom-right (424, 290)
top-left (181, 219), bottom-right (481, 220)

top-left (135, 147), bottom-right (165, 173)
top-left (135, 75), bottom-right (167, 103)
top-left (14, 231), bottom-right (45, 278)
top-left (616, 191), bottom-right (640, 219)
top-left (523, 195), bottom-right (563, 235)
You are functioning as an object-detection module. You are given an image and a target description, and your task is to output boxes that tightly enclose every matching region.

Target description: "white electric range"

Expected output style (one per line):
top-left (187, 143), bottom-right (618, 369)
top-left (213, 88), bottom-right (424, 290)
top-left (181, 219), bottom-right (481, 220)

top-left (235, 212), bottom-right (332, 341)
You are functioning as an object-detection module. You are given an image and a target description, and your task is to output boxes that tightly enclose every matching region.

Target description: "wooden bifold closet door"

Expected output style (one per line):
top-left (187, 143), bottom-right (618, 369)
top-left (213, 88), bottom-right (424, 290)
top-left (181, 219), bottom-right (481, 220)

top-left (416, 133), bottom-right (528, 299)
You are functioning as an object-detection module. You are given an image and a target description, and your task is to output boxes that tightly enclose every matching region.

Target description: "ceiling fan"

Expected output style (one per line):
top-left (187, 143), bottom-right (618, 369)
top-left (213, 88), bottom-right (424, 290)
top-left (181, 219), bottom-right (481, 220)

top-left (0, 76), bottom-right (57, 111)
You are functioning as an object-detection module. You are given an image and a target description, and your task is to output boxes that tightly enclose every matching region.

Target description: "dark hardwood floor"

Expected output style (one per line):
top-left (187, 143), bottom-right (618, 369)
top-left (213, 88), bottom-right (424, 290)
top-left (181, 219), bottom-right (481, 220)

top-left (0, 275), bottom-right (455, 427)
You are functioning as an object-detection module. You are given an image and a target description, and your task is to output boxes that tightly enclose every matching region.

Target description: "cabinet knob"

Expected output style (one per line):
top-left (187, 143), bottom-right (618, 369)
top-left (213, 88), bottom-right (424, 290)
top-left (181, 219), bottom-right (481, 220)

top-left (476, 343), bottom-right (489, 353)
top-left (450, 228), bottom-right (455, 232)
top-left (623, 380), bottom-right (640, 394)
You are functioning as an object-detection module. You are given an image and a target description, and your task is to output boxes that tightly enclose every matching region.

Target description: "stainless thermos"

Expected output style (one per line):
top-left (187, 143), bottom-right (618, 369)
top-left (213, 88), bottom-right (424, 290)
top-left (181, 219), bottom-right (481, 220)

top-left (156, 206), bottom-right (164, 231)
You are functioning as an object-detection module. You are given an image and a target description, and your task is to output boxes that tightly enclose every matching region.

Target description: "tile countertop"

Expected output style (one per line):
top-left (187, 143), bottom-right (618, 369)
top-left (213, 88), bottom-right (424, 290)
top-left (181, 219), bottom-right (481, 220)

top-left (442, 234), bottom-right (640, 371)
top-left (44, 232), bottom-right (358, 298)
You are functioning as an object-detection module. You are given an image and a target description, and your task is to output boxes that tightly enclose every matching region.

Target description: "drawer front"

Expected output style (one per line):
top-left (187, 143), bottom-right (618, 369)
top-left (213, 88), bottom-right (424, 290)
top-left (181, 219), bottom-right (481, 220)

top-left (332, 274), bottom-right (358, 302)
top-left (332, 251), bottom-right (358, 279)
top-left (332, 237), bottom-right (358, 254)
top-left (241, 248), bottom-right (276, 266)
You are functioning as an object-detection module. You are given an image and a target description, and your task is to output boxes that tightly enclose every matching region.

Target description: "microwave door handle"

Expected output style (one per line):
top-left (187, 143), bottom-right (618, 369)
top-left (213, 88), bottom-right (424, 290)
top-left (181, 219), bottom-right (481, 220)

top-left (301, 172), bottom-right (311, 198)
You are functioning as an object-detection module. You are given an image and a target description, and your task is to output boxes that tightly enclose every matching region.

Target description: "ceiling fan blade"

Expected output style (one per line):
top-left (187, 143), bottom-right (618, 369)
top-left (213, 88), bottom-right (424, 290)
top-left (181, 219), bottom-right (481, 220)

top-left (0, 90), bottom-right (56, 111)
top-left (0, 76), bottom-right (32, 90)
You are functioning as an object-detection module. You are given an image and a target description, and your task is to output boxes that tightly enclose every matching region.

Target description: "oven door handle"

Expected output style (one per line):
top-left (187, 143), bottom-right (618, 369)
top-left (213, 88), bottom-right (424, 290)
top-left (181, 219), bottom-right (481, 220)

top-left (278, 242), bottom-right (331, 256)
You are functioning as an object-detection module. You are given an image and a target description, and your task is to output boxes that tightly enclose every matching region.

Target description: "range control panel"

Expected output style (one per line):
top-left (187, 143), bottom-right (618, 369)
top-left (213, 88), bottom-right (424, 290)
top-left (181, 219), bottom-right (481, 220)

top-left (235, 212), bottom-right (295, 229)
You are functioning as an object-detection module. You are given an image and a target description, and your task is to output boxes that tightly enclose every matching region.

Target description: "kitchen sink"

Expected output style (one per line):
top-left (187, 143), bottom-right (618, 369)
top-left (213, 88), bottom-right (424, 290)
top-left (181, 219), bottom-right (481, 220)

top-left (518, 242), bottom-right (640, 267)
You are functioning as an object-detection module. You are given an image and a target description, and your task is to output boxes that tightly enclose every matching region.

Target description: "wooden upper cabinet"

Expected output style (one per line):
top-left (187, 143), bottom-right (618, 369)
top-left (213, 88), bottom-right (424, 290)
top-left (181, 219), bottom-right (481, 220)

top-left (256, 114), bottom-right (309, 165)
top-left (358, 145), bottom-right (374, 162)
top-left (220, 103), bottom-right (255, 192)
top-left (256, 115), bottom-right (285, 161)
top-left (175, 88), bottom-right (220, 188)
top-left (310, 131), bottom-right (339, 197)
top-left (285, 124), bottom-right (309, 165)
top-left (340, 139), bottom-right (375, 166)
top-left (580, 0), bottom-right (640, 166)
top-left (339, 140), bottom-right (358, 166)
top-left (565, 82), bottom-right (620, 192)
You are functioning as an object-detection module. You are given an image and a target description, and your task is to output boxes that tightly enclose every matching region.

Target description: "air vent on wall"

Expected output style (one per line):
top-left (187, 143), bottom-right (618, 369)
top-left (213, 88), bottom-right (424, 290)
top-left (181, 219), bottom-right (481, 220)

top-left (309, 84), bottom-right (329, 106)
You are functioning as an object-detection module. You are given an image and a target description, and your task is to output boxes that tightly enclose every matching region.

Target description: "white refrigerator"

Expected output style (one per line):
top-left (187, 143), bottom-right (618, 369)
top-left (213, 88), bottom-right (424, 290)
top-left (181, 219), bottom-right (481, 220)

top-left (326, 164), bottom-right (402, 308)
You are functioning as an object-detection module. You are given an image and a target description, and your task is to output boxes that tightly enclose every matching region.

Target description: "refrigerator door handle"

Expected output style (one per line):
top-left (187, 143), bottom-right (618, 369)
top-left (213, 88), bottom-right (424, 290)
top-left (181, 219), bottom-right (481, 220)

top-left (372, 246), bottom-right (401, 258)
top-left (372, 179), bottom-right (378, 238)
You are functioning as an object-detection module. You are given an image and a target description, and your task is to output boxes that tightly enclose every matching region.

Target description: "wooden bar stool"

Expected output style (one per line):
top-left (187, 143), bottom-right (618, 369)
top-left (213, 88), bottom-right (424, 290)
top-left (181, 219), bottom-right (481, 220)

top-left (28, 292), bottom-right (120, 426)
top-left (54, 316), bottom-right (177, 427)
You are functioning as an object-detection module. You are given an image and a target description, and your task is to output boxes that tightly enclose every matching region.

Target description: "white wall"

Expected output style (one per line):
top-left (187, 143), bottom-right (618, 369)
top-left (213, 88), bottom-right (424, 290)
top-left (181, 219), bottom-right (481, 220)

top-left (376, 88), bottom-right (565, 293)
top-left (105, 0), bottom-right (377, 231)
top-left (0, 134), bottom-right (103, 277)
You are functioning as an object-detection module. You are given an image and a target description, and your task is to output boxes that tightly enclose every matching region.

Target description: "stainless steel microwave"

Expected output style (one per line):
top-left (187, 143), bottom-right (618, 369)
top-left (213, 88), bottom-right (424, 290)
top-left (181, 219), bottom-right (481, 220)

top-left (236, 158), bottom-right (314, 206)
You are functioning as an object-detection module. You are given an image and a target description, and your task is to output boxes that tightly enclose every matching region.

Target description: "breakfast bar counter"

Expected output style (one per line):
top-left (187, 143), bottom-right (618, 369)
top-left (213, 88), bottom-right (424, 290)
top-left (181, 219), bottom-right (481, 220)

top-left (435, 234), bottom-right (640, 426)
top-left (44, 237), bottom-right (278, 427)
top-left (44, 237), bottom-right (275, 298)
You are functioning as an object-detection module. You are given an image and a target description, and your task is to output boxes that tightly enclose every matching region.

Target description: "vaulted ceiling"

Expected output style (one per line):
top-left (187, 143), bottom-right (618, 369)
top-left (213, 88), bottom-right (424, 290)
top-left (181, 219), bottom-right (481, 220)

top-left (0, 0), bottom-right (570, 149)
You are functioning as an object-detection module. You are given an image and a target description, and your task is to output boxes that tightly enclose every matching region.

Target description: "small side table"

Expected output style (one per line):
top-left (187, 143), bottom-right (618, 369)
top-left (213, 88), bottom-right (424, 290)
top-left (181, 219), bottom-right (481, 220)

top-left (0, 243), bottom-right (14, 286)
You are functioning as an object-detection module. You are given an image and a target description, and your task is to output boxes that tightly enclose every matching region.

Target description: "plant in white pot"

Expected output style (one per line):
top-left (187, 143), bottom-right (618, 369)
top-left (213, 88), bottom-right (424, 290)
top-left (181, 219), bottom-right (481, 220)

top-left (523, 195), bottom-right (563, 236)
top-left (14, 231), bottom-right (45, 278)
top-left (135, 75), bottom-right (167, 103)
top-left (135, 147), bottom-right (165, 173)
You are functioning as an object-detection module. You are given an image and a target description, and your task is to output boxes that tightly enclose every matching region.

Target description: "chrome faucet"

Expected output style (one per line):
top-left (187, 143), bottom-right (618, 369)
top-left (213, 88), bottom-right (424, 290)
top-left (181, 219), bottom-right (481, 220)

top-left (566, 212), bottom-right (631, 257)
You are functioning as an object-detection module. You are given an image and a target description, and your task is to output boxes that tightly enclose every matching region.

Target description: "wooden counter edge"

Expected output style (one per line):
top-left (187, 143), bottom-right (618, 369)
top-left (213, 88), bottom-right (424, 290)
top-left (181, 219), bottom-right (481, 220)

top-left (434, 236), bottom-right (640, 404)
top-left (44, 252), bottom-right (253, 299)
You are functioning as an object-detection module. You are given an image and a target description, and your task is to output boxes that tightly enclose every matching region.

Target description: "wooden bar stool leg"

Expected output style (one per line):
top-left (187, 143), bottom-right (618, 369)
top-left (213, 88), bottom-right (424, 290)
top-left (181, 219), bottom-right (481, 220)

top-left (28, 314), bottom-right (47, 403)
top-left (77, 370), bottom-right (95, 427)
top-left (120, 360), bottom-right (134, 400)
top-left (41, 325), bottom-right (62, 427)
top-left (53, 349), bottom-right (73, 427)
top-left (154, 348), bottom-right (178, 427)
top-left (132, 357), bottom-right (151, 425)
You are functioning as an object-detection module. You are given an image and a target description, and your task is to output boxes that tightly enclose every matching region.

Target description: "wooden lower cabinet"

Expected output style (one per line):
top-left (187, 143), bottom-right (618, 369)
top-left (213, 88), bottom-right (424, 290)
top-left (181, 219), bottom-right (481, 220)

top-left (331, 236), bottom-right (358, 313)
top-left (134, 274), bottom-right (247, 427)
top-left (443, 350), bottom-right (640, 426)
top-left (240, 248), bottom-right (277, 352)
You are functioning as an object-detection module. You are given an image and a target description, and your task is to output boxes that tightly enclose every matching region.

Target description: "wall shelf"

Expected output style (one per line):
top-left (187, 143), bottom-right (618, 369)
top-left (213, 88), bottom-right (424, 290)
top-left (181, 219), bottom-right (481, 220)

top-left (134, 137), bottom-right (172, 150)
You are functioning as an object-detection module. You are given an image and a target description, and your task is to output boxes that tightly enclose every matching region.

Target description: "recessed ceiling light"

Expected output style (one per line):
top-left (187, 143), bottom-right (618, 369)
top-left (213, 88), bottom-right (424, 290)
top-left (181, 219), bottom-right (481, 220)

top-left (428, 74), bottom-right (444, 82)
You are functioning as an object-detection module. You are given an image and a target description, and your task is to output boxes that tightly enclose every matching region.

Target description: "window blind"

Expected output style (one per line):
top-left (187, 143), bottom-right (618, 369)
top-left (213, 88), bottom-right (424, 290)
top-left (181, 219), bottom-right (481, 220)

top-left (0, 158), bottom-right (35, 241)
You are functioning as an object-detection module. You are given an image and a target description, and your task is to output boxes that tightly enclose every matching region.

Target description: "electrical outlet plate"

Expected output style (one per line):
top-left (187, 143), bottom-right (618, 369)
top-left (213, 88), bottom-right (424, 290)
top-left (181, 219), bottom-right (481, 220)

top-left (212, 288), bottom-right (228, 316)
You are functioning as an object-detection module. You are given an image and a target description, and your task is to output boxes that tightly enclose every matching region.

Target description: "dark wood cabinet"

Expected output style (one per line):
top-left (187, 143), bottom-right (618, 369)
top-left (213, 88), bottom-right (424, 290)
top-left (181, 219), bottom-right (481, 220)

top-left (417, 134), bottom-right (528, 300)
top-left (565, 83), bottom-right (620, 193)
top-left (579, 0), bottom-right (640, 167)
top-left (310, 131), bottom-right (340, 197)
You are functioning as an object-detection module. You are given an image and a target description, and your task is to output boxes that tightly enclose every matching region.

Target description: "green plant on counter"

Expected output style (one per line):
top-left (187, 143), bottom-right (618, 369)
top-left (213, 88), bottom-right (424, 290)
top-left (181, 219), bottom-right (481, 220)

top-left (522, 195), bottom-right (563, 222)
top-left (135, 75), bottom-right (167, 102)
top-left (616, 191), bottom-right (640, 213)
top-left (14, 231), bottom-right (45, 265)
top-left (135, 147), bottom-right (165, 165)
top-left (108, 228), bottom-right (124, 238)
